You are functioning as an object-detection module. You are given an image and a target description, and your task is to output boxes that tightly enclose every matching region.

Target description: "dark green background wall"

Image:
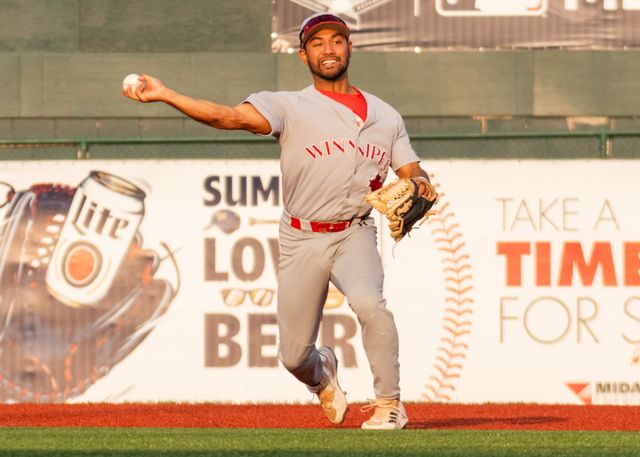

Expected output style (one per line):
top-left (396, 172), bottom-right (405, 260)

top-left (2, 0), bottom-right (640, 158)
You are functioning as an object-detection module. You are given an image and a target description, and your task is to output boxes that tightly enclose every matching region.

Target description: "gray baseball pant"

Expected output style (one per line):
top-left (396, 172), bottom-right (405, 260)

top-left (276, 217), bottom-right (400, 399)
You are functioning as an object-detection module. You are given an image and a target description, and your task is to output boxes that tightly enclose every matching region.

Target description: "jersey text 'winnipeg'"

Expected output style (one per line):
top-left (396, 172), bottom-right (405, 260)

top-left (304, 139), bottom-right (391, 171)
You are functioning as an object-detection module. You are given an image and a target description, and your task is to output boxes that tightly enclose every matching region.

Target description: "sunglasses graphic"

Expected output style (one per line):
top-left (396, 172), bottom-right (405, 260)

top-left (221, 288), bottom-right (275, 307)
top-left (220, 287), bottom-right (345, 309)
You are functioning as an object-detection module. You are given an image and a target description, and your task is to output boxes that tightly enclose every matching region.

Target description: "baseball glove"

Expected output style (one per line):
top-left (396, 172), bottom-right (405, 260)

top-left (365, 177), bottom-right (438, 241)
top-left (0, 183), bottom-right (178, 402)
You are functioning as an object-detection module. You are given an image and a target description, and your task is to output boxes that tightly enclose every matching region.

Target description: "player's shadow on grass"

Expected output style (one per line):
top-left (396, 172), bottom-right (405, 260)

top-left (408, 415), bottom-right (567, 429)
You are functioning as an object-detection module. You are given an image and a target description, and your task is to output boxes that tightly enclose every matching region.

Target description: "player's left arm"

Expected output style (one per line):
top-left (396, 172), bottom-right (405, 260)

top-left (395, 161), bottom-right (432, 197)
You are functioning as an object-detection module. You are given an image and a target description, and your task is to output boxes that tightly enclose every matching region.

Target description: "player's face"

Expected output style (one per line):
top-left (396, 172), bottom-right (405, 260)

top-left (300, 30), bottom-right (351, 82)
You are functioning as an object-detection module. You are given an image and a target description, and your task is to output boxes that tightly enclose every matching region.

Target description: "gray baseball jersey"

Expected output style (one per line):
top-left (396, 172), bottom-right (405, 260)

top-left (245, 85), bottom-right (419, 400)
top-left (246, 85), bottom-right (420, 221)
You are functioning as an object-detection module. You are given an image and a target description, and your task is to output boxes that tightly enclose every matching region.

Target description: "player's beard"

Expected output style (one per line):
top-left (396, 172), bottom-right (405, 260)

top-left (309, 54), bottom-right (350, 82)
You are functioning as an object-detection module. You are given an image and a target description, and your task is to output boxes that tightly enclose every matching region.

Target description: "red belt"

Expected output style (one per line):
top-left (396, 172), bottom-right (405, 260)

top-left (288, 212), bottom-right (370, 233)
top-left (290, 217), bottom-right (352, 233)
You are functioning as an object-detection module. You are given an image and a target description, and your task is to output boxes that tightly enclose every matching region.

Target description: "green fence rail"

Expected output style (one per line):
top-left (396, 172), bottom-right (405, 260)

top-left (1, 130), bottom-right (640, 160)
top-left (0, 135), bottom-right (274, 160)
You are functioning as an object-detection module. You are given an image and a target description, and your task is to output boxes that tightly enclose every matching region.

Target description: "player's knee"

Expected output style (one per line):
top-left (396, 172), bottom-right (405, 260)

top-left (347, 287), bottom-right (386, 320)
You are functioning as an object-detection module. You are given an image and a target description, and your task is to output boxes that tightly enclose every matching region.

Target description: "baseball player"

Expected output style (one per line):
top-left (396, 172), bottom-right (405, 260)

top-left (123, 12), bottom-right (434, 430)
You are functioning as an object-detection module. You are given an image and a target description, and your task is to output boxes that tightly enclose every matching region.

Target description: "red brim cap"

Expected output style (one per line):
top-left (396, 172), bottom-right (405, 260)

top-left (299, 13), bottom-right (350, 48)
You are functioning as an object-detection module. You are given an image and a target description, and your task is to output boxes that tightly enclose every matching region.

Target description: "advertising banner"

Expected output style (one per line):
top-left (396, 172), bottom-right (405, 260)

top-left (0, 160), bottom-right (638, 404)
top-left (272, 0), bottom-right (640, 51)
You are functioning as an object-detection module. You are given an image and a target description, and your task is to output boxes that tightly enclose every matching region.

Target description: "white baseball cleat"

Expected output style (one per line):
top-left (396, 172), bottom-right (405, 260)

top-left (317, 346), bottom-right (348, 424)
top-left (360, 398), bottom-right (409, 430)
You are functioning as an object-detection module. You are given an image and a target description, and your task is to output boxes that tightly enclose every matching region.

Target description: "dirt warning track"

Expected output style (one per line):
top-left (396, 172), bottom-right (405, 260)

top-left (0, 403), bottom-right (637, 431)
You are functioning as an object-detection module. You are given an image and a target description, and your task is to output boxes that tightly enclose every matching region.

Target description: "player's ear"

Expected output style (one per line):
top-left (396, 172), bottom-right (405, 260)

top-left (298, 48), bottom-right (308, 65)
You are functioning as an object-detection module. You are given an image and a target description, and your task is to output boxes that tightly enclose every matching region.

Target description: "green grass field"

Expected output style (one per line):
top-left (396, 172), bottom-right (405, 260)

top-left (0, 428), bottom-right (638, 457)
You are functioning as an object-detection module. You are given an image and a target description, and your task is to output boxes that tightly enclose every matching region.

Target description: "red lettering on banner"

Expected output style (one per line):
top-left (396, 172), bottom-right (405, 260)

top-left (625, 242), bottom-right (640, 286)
top-left (497, 241), bottom-right (640, 287)
top-left (536, 242), bottom-right (551, 286)
top-left (496, 242), bottom-right (529, 286)
top-left (558, 242), bottom-right (616, 286)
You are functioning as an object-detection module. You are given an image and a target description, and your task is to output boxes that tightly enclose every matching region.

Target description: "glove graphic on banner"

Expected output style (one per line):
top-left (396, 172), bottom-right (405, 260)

top-left (0, 171), bottom-right (179, 402)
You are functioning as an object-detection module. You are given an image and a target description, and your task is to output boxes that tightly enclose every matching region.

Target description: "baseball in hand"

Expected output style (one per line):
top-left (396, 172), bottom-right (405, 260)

top-left (122, 73), bottom-right (141, 92)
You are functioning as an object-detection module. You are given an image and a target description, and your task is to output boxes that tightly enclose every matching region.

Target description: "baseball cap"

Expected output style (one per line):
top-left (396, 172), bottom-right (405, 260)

top-left (299, 13), bottom-right (350, 48)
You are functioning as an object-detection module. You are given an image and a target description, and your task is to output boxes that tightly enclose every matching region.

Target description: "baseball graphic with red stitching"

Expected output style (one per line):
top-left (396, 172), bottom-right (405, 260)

top-left (423, 173), bottom-right (475, 402)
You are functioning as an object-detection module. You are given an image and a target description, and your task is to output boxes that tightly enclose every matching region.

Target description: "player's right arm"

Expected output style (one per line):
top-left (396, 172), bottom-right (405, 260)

top-left (122, 74), bottom-right (271, 135)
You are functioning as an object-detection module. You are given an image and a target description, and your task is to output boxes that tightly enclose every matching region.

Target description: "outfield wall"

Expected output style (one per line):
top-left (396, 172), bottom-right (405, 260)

top-left (4, 0), bottom-right (640, 154)
top-left (0, 160), bottom-right (638, 405)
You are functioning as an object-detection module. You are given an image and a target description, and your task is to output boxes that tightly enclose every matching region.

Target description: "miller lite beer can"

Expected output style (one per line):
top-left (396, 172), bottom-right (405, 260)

top-left (46, 171), bottom-right (146, 307)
